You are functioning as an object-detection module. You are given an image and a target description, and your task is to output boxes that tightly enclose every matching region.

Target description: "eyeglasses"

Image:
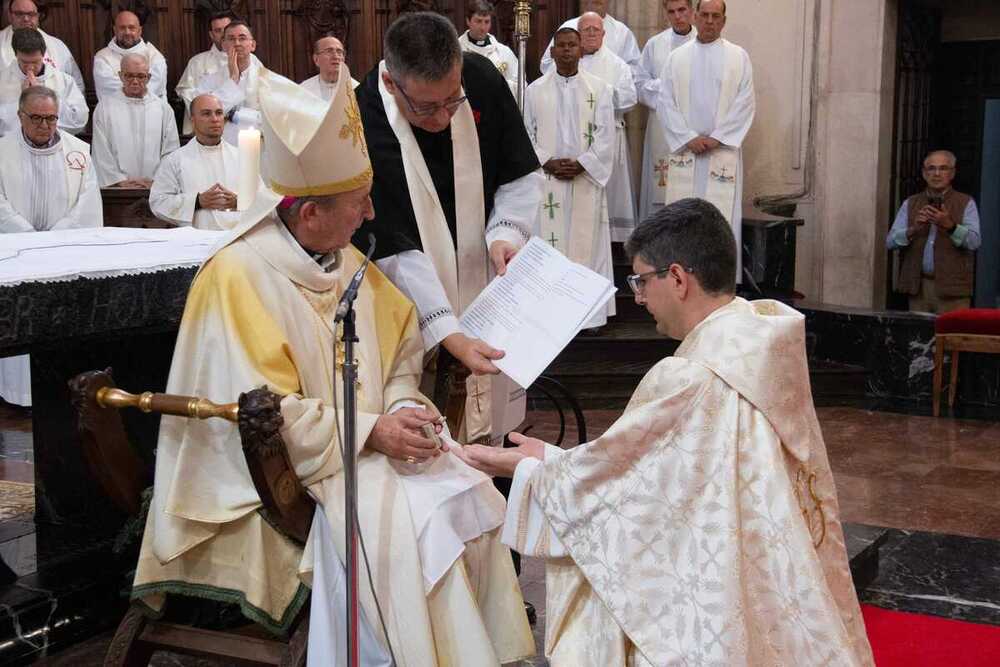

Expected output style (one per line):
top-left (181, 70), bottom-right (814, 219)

top-left (923, 165), bottom-right (953, 173)
top-left (121, 73), bottom-right (150, 81)
top-left (391, 76), bottom-right (467, 117)
top-left (316, 47), bottom-right (345, 58)
top-left (19, 111), bottom-right (59, 126)
top-left (626, 266), bottom-right (692, 294)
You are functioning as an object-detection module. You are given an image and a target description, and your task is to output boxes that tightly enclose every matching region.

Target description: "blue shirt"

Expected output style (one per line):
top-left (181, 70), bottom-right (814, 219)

top-left (885, 196), bottom-right (981, 275)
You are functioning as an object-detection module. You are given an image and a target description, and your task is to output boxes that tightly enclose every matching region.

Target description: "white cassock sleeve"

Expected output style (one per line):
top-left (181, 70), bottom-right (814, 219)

top-left (58, 78), bottom-right (89, 135)
top-left (54, 42), bottom-right (86, 97)
top-left (577, 85), bottom-right (616, 188)
top-left (51, 162), bottom-right (103, 230)
top-left (636, 39), bottom-right (661, 110)
top-left (657, 53), bottom-right (698, 152)
top-left (0, 187), bottom-right (33, 233)
top-left (486, 171), bottom-right (542, 251)
top-left (501, 444), bottom-right (569, 558)
top-left (611, 59), bottom-right (638, 115)
top-left (197, 69), bottom-right (244, 114)
top-left (149, 154), bottom-right (194, 226)
top-left (618, 26), bottom-right (643, 79)
top-left (175, 55), bottom-right (203, 109)
top-left (375, 250), bottom-right (458, 351)
top-left (523, 85), bottom-right (550, 165)
top-left (91, 104), bottom-right (127, 187)
top-left (159, 99), bottom-right (181, 158)
top-left (709, 52), bottom-right (755, 149)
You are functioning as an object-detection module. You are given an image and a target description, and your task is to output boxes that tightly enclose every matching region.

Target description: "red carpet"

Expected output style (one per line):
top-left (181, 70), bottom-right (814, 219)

top-left (862, 604), bottom-right (1000, 666)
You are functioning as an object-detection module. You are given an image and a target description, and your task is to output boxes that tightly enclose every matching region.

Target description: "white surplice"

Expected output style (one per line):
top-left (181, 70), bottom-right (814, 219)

top-left (149, 137), bottom-right (241, 230)
top-left (92, 38), bottom-right (168, 101)
top-left (658, 38), bottom-right (755, 280)
top-left (579, 46), bottom-right (637, 242)
top-left (636, 26), bottom-right (696, 223)
top-left (300, 74), bottom-right (360, 101)
top-left (503, 297), bottom-right (875, 667)
top-left (175, 48), bottom-right (265, 134)
top-left (0, 62), bottom-right (88, 136)
top-left (0, 26), bottom-right (85, 94)
top-left (458, 32), bottom-right (519, 93)
top-left (524, 69), bottom-right (615, 327)
top-left (539, 14), bottom-right (641, 78)
top-left (197, 59), bottom-right (264, 145)
top-left (0, 130), bottom-right (102, 407)
top-left (92, 93), bottom-right (180, 187)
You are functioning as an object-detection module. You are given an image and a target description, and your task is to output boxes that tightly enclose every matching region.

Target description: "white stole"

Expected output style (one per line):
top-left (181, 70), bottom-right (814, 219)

top-left (664, 39), bottom-right (743, 219)
top-left (534, 72), bottom-right (602, 265)
top-left (1, 133), bottom-right (87, 224)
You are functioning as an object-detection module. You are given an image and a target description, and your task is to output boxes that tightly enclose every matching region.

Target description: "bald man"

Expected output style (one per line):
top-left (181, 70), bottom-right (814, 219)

top-left (540, 0), bottom-right (641, 79)
top-left (150, 94), bottom-right (241, 230)
top-left (93, 10), bottom-right (168, 101)
top-left (0, 0), bottom-right (84, 93)
top-left (301, 35), bottom-right (358, 101)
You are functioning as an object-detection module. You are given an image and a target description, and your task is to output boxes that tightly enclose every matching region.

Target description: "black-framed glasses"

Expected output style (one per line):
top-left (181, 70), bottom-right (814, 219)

top-left (19, 111), bottom-right (59, 127)
top-left (626, 266), bottom-right (692, 294)
top-left (391, 76), bottom-right (467, 118)
top-left (121, 73), bottom-right (150, 81)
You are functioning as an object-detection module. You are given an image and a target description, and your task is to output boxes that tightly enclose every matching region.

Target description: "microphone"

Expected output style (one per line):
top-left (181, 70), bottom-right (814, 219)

top-left (334, 234), bottom-right (377, 323)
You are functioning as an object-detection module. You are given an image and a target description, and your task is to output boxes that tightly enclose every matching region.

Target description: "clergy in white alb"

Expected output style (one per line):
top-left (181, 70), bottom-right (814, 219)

top-left (0, 0), bottom-right (85, 94)
top-left (539, 0), bottom-right (641, 78)
top-left (300, 34), bottom-right (358, 101)
top-left (658, 0), bottom-right (754, 280)
top-left (355, 13), bottom-right (543, 443)
top-left (0, 27), bottom-right (87, 136)
top-left (636, 0), bottom-right (696, 223)
top-left (92, 10), bottom-right (167, 101)
top-left (458, 199), bottom-right (876, 667)
top-left (196, 20), bottom-right (263, 146)
top-left (92, 54), bottom-right (179, 189)
top-left (577, 12), bottom-right (637, 243)
top-left (0, 86), bottom-right (102, 407)
top-left (525, 28), bottom-right (616, 328)
top-left (131, 68), bottom-right (534, 665)
top-left (150, 94), bottom-right (240, 230)
top-left (457, 1), bottom-right (518, 94)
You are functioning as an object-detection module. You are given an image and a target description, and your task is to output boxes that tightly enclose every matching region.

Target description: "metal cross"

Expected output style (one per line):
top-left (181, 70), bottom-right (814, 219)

top-left (654, 159), bottom-right (669, 187)
top-left (543, 192), bottom-right (561, 219)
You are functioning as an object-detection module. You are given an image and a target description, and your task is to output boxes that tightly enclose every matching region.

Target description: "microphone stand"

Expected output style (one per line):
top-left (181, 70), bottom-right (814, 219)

top-left (341, 304), bottom-right (361, 667)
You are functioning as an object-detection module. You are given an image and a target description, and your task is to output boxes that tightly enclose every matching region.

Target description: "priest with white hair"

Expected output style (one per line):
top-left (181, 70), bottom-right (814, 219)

top-left (300, 34), bottom-right (358, 101)
top-left (0, 0), bottom-right (85, 94)
top-left (150, 93), bottom-right (240, 230)
top-left (539, 0), bottom-right (641, 77)
top-left (93, 10), bottom-right (168, 101)
top-left (196, 19), bottom-right (264, 145)
top-left (0, 86), bottom-right (102, 407)
top-left (92, 53), bottom-right (179, 189)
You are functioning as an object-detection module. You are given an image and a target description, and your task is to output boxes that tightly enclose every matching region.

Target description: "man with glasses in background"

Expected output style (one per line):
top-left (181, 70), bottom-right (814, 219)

top-left (196, 20), bottom-right (263, 145)
top-left (886, 149), bottom-right (981, 314)
top-left (301, 34), bottom-right (358, 101)
top-left (0, 0), bottom-right (85, 95)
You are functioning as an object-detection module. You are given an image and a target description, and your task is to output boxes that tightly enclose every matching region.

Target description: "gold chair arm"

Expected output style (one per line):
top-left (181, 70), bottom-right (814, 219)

top-left (95, 387), bottom-right (239, 422)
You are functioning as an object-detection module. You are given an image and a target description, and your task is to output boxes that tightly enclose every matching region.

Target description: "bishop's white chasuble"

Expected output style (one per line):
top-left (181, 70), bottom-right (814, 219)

top-left (503, 298), bottom-right (875, 666)
top-left (149, 137), bottom-right (241, 230)
top-left (92, 94), bottom-right (180, 187)
top-left (525, 69), bottom-right (616, 327)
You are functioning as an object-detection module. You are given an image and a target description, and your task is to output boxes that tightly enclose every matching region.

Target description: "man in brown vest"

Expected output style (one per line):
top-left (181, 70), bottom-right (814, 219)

top-left (887, 150), bottom-right (981, 313)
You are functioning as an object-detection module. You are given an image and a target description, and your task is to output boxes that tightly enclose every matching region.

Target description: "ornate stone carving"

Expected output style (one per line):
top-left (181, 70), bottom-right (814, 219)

top-left (95, 0), bottom-right (153, 24)
top-left (395, 0), bottom-right (440, 15)
top-left (295, 0), bottom-right (351, 43)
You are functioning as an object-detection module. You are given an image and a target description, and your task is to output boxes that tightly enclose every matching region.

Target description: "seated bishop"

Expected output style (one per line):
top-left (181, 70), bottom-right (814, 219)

top-left (0, 0), bottom-right (85, 93)
top-left (93, 10), bottom-right (168, 101)
top-left (0, 27), bottom-right (87, 137)
top-left (196, 19), bottom-right (263, 145)
top-left (131, 67), bottom-right (535, 665)
top-left (149, 94), bottom-right (240, 230)
top-left (459, 199), bottom-right (876, 667)
top-left (300, 35), bottom-right (358, 101)
top-left (92, 54), bottom-right (179, 189)
top-left (525, 27), bottom-right (616, 328)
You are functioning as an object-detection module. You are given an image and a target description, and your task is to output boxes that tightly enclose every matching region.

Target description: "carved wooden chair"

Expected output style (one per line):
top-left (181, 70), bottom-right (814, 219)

top-left (69, 369), bottom-right (314, 667)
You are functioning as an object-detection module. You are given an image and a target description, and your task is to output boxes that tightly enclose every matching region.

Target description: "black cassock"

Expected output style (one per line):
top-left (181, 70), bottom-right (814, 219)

top-left (351, 52), bottom-right (539, 259)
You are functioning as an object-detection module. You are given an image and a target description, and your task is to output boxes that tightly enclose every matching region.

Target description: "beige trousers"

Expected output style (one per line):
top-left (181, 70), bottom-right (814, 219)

top-left (909, 277), bottom-right (971, 314)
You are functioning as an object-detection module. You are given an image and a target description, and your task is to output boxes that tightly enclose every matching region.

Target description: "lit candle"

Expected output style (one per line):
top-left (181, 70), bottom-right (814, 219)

top-left (237, 128), bottom-right (261, 211)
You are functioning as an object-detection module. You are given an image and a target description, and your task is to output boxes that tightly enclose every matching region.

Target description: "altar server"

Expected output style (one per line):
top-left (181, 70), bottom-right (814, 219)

top-left (0, 27), bottom-right (87, 136)
top-left (93, 10), bottom-right (168, 101)
top-left (636, 0), bottom-right (696, 222)
top-left (150, 94), bottom-right (240, 230)
top-left (132, 68), bottom-right (534, 665)
top-left (457, 1), bottom-right (518, 93)
top-left (196, 19), bottom-right (264, 145)
top-left (577, 12), bottom-right (637, 242)
top-left (658, 0), bottom-right (754, 279)
top-left (525, 27), bottom-right (615, 327)
top-left (539, 0), bottom-right (640, 77)
top-left (0, 0), bottom-right (85, 94)
top-left (301, 35), bottom-right (358, 102)
top-left (92, 54), bottom-right (179, 188)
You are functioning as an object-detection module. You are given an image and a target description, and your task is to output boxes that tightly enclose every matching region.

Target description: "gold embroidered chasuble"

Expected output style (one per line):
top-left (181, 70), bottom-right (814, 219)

top-left (507, 298), bottom-right (874, 666)
top-left (132, 199), bottom-right (534, 663)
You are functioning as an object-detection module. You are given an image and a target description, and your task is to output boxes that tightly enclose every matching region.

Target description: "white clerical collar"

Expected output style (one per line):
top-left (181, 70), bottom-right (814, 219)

top-left (123, 93), bottom-right (153, 105)
top-left (109, 38), bottom-right (147, 56)
top-left (557, 71), bottom-right (578, 85)
top-left (696, 37), bottom-right (723, 48)
top-left (195, 138), bottom-right (224, 151)
top-left (672, 27), bottom-right (694, 38)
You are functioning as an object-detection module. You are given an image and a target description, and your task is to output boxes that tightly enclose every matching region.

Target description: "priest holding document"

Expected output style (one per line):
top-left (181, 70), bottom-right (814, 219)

top-left (457, 199), bottom-right (875, 666)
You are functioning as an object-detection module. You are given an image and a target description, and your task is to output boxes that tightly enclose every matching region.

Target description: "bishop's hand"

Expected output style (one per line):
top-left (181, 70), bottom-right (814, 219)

top-left (367, 409), bottom-right (441, 463)
top-left (442, 332), bottom-right (503, 375)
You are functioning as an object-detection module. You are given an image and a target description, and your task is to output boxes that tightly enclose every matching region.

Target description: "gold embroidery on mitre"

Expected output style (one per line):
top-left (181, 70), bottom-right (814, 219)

top-left (340, 89), bottom-right (368, 157)
top-left (271, 164), bottom-right (374, 197)
top-left (794, 467), bottom-right (827, 548)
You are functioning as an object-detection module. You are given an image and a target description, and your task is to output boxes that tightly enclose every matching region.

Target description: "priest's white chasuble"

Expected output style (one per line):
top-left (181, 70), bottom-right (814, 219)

top-left (93, 38), bottom-right (168, 101)
top-left (458, 31), bottom-right (519, 93)
top-left (92, 94), bottom-right (180, 187)
top-left (525, 69), bottom-right (616, 327)
top-left (658, 38), bottom-right (755, 280)
top-left (300, 74), bottom-right (360, 101)
top-left (540, 14), bottom-right (641, 77)
top-left (636, 26), bottom-right (696, 223)
top-left (0, 26), bottom-right (85, 94)
top-left (503, 298), bottom-right (875, 666)
top-left (0, 62), bottom-right (89, 136)
top-left (0, 130), bottom-right (102, 407)
top-left (579, 46), bottom-right (638, 242)
top-left (198, 60), bottom-right (264, 145)
top-left (149, 137), bottom-right (240, 230)
top-left (131, 197), bottom-right (534, 663)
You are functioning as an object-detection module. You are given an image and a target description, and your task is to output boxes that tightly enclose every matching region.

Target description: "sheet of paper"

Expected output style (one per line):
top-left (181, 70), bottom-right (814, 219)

top-left (460, 237), bottom-right (616, 388)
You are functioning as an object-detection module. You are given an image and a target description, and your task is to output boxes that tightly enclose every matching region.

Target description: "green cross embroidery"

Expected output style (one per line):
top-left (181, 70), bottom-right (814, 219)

top-left (583, 122), bottom-right (595, 148)
top-left (586, 93), bottom-right (596, 109)
top-left (543, 192), bottom-right (561, 220)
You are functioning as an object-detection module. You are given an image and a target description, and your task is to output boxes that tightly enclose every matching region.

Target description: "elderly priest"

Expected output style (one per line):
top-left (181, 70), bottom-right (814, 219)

top-left (92, 53), bottom-right (179, 189)
top-left (301, 34), bottom-right (358, 100)
top-left (458, 200), bottom-right (876, 666)
top-left (150, 94), bottom-right (239, 230)
top-left (131, 68), bottom-right (534, 665)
